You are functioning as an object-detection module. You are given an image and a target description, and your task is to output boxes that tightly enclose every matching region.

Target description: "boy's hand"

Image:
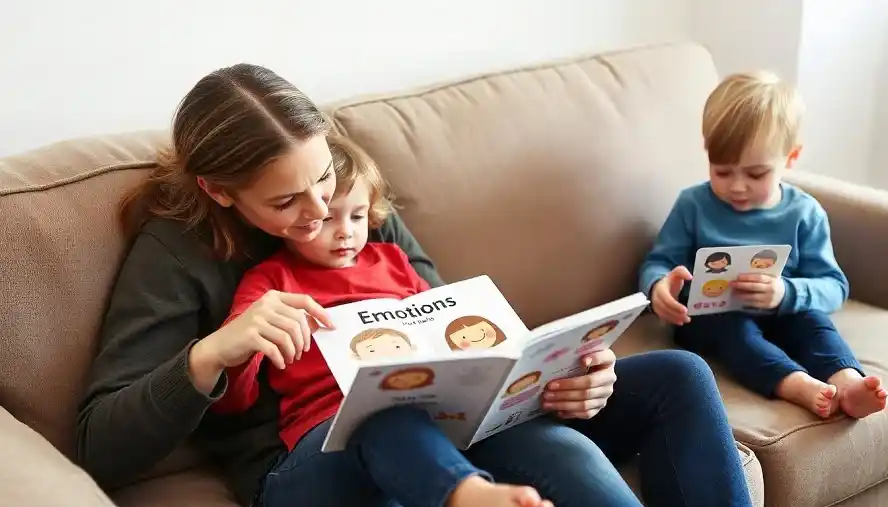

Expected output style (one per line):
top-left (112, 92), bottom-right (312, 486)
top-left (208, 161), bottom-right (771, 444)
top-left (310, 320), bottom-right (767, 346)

top-left (651, 266), bottom-right (692, 325)
top-left (732, 273), bottom-right (785, 309)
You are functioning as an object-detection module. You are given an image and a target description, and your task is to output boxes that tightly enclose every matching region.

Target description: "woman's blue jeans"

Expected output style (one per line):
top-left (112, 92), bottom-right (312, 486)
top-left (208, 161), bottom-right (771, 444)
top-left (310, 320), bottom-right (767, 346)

top-left (260, 350), bottom-right (753, 507)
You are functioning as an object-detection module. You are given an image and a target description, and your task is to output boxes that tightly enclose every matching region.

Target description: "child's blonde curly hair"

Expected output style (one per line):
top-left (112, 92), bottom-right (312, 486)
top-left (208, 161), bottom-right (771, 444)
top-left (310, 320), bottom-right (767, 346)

top-left (327, 135), bottom-right (394, 229)
top-left (702, 70), bottom-right (805, 165)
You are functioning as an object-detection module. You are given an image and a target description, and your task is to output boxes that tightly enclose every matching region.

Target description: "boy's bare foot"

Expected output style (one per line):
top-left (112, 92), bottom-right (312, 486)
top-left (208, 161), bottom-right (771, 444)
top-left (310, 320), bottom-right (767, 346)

top-left (837, 376), bottom-right (888, 419)
top-left (775, 371), bottom-right (839, 418)
top-left (447, 476), bottom-right (554, 507)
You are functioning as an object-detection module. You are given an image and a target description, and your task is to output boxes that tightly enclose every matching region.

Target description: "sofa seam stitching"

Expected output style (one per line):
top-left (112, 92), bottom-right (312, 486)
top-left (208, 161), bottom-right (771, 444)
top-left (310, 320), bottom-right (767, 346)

top-left (327, 41), bottom-right (694, 118)
top-left (0, 161), bottom-right (156, 197)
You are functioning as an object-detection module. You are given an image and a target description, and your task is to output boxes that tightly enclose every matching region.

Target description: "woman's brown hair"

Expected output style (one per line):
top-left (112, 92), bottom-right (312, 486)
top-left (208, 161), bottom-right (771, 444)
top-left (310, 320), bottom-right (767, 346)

top-left (119, 63), bottom-right (331, 259)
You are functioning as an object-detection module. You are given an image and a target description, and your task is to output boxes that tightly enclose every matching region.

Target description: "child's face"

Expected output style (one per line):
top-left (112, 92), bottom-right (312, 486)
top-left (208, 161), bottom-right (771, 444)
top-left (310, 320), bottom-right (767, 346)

top-left (354, 333), bottom-right (412, 360)
top-left (709, 146), bottom-right (790, 212)
top-left (289, 177), bottom-right (370, 268)
top-left (448, 321), bottom-right (498, 349)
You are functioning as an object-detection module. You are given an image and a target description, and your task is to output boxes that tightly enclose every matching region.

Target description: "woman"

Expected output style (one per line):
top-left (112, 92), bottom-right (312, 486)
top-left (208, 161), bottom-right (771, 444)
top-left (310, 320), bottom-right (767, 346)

top-left (76, 63), bottom-right (753, 507)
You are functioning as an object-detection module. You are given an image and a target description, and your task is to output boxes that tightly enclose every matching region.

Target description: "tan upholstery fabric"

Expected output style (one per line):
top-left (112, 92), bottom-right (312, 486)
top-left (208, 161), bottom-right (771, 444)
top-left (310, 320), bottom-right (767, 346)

top-left (0, 406), bottom-right (115, 507)
top-left (111, 469), bottom-right (237, 507)
top-left (1, 41), bottom-right (884, 506)
top-left (0, 132), bottom-right (165, 456)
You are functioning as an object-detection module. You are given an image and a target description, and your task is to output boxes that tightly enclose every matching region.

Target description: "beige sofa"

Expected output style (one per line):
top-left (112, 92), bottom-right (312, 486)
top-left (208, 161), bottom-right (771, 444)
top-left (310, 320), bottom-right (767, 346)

top-left (1, 42), bottom-right (886, 507)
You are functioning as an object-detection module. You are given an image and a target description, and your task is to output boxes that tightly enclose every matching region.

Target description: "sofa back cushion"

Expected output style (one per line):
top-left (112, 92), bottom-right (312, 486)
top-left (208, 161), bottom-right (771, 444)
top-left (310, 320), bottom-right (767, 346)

top-left (329, 42), bottom-right (719, 328)
top-left (0, 132), bottom-right (165, 454)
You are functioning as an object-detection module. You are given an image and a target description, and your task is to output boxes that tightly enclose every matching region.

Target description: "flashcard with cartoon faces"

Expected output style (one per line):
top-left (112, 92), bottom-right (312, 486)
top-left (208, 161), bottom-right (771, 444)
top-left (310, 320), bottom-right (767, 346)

top-left (686, 244), bottom-right (791, 316)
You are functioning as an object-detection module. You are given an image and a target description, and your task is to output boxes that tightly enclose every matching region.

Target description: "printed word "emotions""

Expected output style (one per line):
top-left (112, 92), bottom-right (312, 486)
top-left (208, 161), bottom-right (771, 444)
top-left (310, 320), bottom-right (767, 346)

top-left (359, 297), bottom-right (457, 325)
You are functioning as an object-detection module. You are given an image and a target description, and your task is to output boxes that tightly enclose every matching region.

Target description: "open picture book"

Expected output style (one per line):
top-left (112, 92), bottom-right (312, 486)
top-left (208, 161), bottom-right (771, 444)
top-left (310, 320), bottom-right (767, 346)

top-left (311, 275), bottom-right (649, 452)
top-left (686, 244), bottom-right (792, 316)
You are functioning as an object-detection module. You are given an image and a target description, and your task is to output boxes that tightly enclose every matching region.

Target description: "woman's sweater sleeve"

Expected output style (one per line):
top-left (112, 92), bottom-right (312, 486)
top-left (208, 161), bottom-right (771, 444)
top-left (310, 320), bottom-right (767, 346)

top-left (75, 231), bottom-right (226, 490)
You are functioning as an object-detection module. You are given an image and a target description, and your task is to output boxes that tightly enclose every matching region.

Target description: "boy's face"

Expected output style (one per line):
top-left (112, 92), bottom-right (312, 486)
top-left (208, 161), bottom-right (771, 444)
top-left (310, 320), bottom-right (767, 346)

top-left (709, 145), bottom-right (796, 212)
top-left (289, 177), bottom-right (370, 268)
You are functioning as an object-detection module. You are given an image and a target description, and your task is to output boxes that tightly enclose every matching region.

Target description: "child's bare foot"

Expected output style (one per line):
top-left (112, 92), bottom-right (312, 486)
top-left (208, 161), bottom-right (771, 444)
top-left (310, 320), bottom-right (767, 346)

top-left (775, 371), bottom-right (839, 418)
top-left (447, 476), bottom-right (554, 507)
top-left (837, 376), bottom-right (888, 419)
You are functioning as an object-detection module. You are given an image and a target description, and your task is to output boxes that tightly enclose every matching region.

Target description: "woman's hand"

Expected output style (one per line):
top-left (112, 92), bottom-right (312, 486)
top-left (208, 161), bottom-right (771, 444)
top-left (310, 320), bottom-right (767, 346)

top-left (651, 266), bottom-right (693, 325)
top-left (189, 291), bottom-right (334, 393)
top-left (542, 348), bottom-right (617, 419)
top-left (732, 273), bottom-right (785, 309)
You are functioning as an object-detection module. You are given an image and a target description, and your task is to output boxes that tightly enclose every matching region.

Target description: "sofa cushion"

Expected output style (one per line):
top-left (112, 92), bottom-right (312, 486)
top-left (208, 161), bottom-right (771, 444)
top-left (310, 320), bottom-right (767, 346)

top-left (328, 42), bottom-right (719, 329)
top-left (0, 406), bottom-right (116, 507)
top-left (111, 468), bottom-right (237, 507)
top-left (0, 131), bottom-right (164, 454)
top-left (613, 300), bottom-right (888, 507)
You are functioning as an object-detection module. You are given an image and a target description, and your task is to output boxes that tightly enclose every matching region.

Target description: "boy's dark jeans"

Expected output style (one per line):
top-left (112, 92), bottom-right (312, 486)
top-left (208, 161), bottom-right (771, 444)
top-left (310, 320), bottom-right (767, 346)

top-left (674, 309), bottom-right (863, 397)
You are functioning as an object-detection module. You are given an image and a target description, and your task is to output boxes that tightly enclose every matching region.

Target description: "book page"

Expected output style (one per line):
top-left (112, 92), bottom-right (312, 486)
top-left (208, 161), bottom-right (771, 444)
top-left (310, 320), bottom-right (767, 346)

top-left (321, 354), bottom-right (517, 453)
top-left (312, 275), bottom-right (530, 393)
top-left (467, 293), bottom-right (649, 446)
top-left (311, 298), bottom-right (418, 393)
top-left (686, 245), bottom-right (792, 316)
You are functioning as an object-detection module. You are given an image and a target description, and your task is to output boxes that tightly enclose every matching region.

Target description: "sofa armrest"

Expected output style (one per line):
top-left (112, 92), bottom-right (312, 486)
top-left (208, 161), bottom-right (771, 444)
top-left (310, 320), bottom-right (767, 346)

top-left (784, 170), bottom-right (888, 310)
top-left (0, 406), bottom-right (117, 507)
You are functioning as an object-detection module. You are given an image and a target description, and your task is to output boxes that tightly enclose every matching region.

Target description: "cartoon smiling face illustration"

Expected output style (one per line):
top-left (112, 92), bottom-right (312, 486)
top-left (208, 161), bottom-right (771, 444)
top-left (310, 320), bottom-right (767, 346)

top-left (379, 367), bottom-right (435, 390)
top-left (702, 279), bottom-right (730, 298)
top-left (504, 371), bottom-right (542, 396)
top-left (350, 328), bottom-right (415, 361)
top-left (704, 251), bottom-right (732, 273)
top-left (445, 316), bottom-right (507, 350)
top-left (750, 249), bottom-right (778, 269)
top-left (582, 320), bottom-right (619, 342)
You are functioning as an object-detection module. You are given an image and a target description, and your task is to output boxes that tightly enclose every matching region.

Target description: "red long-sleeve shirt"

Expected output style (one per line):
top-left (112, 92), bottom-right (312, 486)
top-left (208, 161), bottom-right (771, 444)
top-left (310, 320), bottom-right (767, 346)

top-left (211, 243), bottom-right (430, 449)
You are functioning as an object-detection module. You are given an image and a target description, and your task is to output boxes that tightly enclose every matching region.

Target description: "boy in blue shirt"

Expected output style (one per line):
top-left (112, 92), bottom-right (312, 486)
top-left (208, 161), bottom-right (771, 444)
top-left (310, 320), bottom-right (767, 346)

top-left (640, 70), bottom-right (886, 419)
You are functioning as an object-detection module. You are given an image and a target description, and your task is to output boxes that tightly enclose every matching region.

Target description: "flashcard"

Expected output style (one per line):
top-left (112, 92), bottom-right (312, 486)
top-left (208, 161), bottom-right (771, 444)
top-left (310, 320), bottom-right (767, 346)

top-left (686, 245), bottom-right (792, 316)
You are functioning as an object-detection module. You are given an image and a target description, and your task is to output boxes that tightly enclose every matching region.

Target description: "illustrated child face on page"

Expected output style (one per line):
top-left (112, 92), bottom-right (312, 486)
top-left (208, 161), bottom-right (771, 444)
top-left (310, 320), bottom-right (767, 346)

top-left (702, 279), bottom-right (730, 298)
top-left (750, 249), bottom-right (778, 269)
top-left (379, 367), bottom-right (435, 390)
top-left (704, 252), bottom-right (732, 273)
top-left (505, 371), bottom-right (542, 396)
top-left (350, 328), bottom-right (415, 361)
top-left (445, 316), bottom-right (507, 351)
top-left (582, 320), bottom-right (618, 342)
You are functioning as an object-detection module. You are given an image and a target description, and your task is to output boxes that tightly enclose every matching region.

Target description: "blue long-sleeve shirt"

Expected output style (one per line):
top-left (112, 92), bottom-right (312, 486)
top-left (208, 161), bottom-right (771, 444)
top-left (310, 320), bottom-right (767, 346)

top-left (639, 182), bottom-right (849, 315)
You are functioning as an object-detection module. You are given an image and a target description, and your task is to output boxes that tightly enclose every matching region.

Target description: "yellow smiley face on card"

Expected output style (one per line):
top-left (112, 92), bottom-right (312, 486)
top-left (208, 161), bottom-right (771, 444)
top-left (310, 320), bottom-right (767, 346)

top-left (702, 279), bottom-right (730, 298)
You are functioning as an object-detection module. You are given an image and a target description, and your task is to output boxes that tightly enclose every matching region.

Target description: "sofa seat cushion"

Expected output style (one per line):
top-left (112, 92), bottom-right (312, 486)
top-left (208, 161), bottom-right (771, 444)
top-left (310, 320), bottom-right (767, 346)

top-left (111, 467), bottom-right (238, 507)
top-left (0, 406), bottom-right (116, 507)
top-left (618, 442), bottom-right (764, 507)
top-left (613, 301), bottom-right (888, 507)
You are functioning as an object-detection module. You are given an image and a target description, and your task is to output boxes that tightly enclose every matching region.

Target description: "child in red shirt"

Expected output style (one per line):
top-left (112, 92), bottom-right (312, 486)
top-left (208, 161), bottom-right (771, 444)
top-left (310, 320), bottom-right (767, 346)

top-left (213, 135), bottom-right (551, 507)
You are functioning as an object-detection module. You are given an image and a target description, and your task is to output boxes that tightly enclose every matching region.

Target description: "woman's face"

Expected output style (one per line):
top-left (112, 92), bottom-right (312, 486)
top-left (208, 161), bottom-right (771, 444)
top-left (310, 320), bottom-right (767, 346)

top-left (217, 136), bottom-right (337, 243)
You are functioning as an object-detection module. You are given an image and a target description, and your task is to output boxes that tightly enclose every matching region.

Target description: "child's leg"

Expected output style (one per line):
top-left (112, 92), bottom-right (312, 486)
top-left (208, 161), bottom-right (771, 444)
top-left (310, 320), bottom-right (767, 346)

top-left (350, 405), bottom-right (552, 507)
top-left (674, 312), bottom-right (837, 417)
top-left (766, 310), bottom-right (887, 419)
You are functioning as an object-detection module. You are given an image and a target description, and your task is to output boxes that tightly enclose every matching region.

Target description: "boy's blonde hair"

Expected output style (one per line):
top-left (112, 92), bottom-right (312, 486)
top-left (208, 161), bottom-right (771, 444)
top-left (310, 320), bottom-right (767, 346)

top-left (702, 70), bottom-right (805, 165)
top-left (327, 135), bottom-right (393, 229)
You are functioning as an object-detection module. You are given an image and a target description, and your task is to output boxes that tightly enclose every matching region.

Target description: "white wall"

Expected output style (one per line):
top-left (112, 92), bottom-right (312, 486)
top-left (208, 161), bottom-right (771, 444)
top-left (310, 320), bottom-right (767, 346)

top-left (796, 1), bottom-right (888, 186)
top-left (692, 0), bottom-right (888, 187)
top-left (0, 0), bottom-right (693, 157)
top-left (692, 0), bottom-right (804, 83)
top-left (871, 20), bottom-right (888, 188)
